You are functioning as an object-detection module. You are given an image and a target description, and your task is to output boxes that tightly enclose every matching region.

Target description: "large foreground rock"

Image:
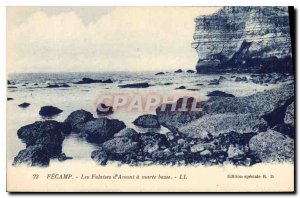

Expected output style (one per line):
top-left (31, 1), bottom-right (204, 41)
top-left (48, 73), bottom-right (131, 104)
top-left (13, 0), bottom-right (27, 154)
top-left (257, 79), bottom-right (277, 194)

top-left (39, 106), bottom-right (63, 117)
top-left (249, 130), bottom-right (294, 163)
top-left (178, 113), bottom-right (268, 138)
top-left (99, 137), bottom-right (139, 154)
top-left (81, 118), bottom-right (126, 143)
top-left (133, 114), bottom-right (160, 128)
top-left (13, 145), bottom-right (50, 167)
top-left (17, 120), bottom-right (70, 157)
top-left (64, 110), bottom-right (94, 133)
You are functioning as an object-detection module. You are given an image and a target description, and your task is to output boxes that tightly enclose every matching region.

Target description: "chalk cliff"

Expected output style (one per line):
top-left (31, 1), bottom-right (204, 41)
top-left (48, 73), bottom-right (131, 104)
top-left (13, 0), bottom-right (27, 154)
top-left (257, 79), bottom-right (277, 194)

top-left (192, 7), bottom-right (293, 73)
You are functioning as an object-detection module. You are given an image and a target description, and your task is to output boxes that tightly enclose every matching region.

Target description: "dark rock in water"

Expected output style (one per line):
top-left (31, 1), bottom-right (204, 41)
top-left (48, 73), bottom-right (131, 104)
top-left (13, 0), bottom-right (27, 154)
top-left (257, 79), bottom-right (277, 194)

top-left (175, 86), bottom-right (186, 90)
top-left (39, 106), bottom-right (63, 117)
top-left (178, 113), bottom-right (267, 138)
top-left (102, 79), bottom-right (113, 83)
top-left (7, 97), bottom-right (13, 101)
top-left (8, 86), bottom-right (17, 89)
top-left (96, 103), bottom-right (113, 115)
top-left (272, 124), bottom-right (294, 139)
top-left (114, 128), bottom-right (138, 139)
top-left (64, 109), bottom-right (94, 133)
top-left (155, 72), bottom-right (165, 75)
top-left (18, 102), bottom-right (30, 108)
top-left (284, 102), bottom-right (294, 126)
top-left (13, 145), bottom-right (50, 167)
top-left (187, 89), bottom-right (199, 91)
top-left (99, 137), bottom-right (140, 154)
top-left (118, 82), bottom-right (151, 88)
top-left (74, 77), bottom-right (103, 84)
top-left (196, 83), bottom-right (204, 86)
top-left (235, 76), bottom-right (247, 82)
top-left (174, 69), bottom-right (183, 73)
top-left (81, 118), bottom-right (126, 143)
top-left (133, 114), bottom-right (160, 128)
top-left (34, 83), bottom-right (38, 85)
top-left (163, 82), bottom-right (173, 85)
top-left (17, 120), bottom-right (70, 157)
top-left (249, 130), bottom-right (294, 163)
top-left (91, 150), bottom-right (109, 165)
top-left (203, 84), bottom-right (294, 117)
top-left (186, 70), bottom-right (195, 73)
top-left (193, 7), bottom-right (293, 74)
top-left (46, 83), bottom-right (70, 88)
top-left (156, 97), bottom-right (203, 130)
top-left (208, 79), bottom-right (220, 85)
top-left (207, 90), bottom-right (235, 97)
top-left (7, 80), bottom-right (11, 85)
top-left (57, 153), bottom-right (73, 162)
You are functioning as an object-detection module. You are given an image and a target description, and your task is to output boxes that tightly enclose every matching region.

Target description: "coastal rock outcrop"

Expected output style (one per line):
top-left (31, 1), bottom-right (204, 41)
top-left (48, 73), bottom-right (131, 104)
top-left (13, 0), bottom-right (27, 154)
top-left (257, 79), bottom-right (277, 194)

top-left (192, 7), bottom-right (293, 73)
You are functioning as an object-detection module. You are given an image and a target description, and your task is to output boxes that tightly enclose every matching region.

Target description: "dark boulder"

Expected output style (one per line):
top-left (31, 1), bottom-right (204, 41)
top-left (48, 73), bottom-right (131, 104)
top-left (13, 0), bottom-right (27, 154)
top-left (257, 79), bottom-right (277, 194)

top-left (7, 80), bottom-right (11, 85)
top-left (74, 77), bottom-right (103, 84)
top-left (174, 69), bottom-right (183, 73)
top-left (8, 86), bottom-right (17, 89)
top-left (7, 97), bottom-right (13, 101)
top-left (235, 76), bottom-right (247, 82)
top-left (102, 79), bottom-right (113, 83)
top-left (17, 120), bottom-right (70, 157)
top-left (13, 145), bottom-right (50, 167)
top-left (39, 106), bottom-right (63, 117)
top-left (81, 118), bottom-right (126, 143)
top-left (175, 86), bottom-right (186, 90)
top-left (249, 130), bottom-right (294, 163)
top-left (155, 72), bottom-right (165, 75)
top-left (18, 102), bottom-right (30, 108)
top-left (207, 90), bottom-right (235, 97)
top-left (186, 70), bottom-right (195, 73)
top-left (133, 114), bottom-right (160, 128)
top-left (46, 83), bottom-right (70, 88)
top-left (96, 103), bottom-right (113, 115)
top-left (118, 82), bottom-right (151, 88)
top-left (64, 109), bottom-right (94, 133)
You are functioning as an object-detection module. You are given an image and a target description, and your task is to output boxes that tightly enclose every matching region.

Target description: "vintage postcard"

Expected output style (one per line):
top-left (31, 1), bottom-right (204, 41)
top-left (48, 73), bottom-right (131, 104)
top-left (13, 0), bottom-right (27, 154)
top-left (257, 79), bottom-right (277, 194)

top-left (6, 6), bottom-right (295, 192)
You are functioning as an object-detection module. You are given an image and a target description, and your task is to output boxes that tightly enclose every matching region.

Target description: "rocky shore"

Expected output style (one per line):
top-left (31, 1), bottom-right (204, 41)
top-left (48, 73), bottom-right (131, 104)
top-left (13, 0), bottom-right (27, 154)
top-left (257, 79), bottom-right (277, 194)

top-left (12, 82), bottom-right (294, 167)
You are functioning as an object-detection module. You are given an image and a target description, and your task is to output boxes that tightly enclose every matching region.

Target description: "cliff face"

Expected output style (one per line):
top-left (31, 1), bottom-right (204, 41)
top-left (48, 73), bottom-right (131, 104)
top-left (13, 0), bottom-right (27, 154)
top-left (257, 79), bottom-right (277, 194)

top-left (192, 7), bottom-right (293, 74)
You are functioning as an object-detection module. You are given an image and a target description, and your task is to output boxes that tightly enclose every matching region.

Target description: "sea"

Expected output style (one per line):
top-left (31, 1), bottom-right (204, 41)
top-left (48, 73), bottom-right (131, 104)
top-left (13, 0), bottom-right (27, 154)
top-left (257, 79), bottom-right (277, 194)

top-left (6, 71), bottom-right (282, 166)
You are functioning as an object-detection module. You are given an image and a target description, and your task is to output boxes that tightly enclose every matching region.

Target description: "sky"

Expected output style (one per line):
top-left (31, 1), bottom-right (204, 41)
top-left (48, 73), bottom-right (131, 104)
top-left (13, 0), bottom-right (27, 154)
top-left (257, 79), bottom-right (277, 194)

top-left (7, 7), bottom-right (220, 73)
